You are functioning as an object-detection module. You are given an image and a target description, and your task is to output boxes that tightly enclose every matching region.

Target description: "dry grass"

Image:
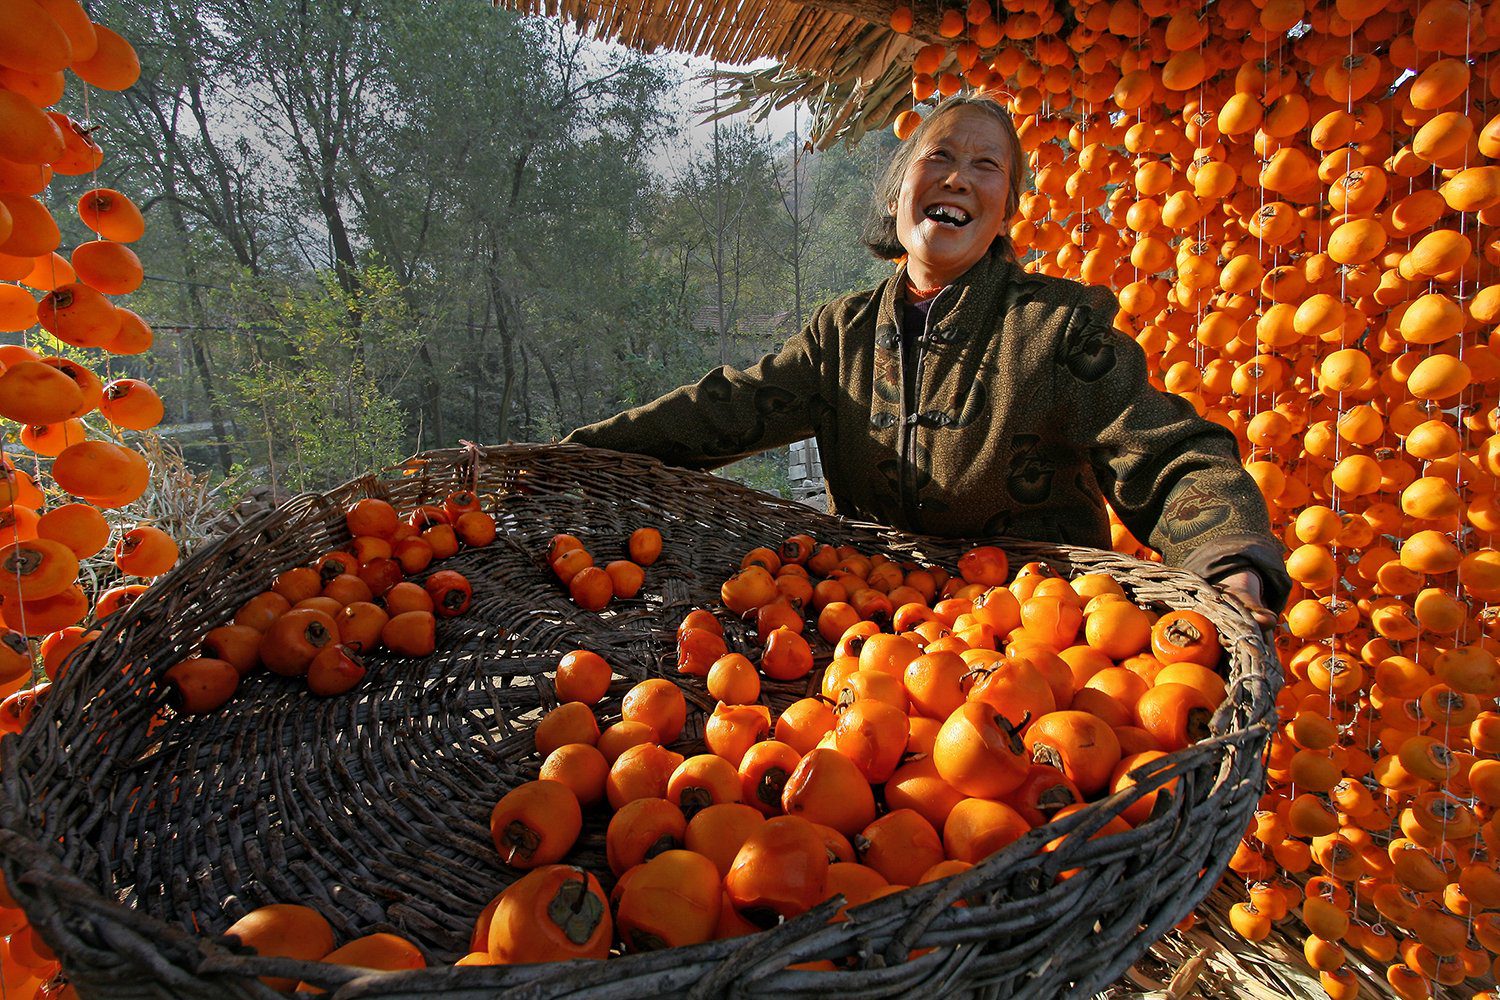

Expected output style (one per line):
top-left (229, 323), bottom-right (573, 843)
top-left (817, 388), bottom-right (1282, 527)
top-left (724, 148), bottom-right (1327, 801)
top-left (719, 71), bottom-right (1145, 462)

top-left (127, 435), bottom-right (255, 556)
top-left (64, 435), bottom-right (246, 605)
top-left (1113, 884), bottom-right (1331, 1000)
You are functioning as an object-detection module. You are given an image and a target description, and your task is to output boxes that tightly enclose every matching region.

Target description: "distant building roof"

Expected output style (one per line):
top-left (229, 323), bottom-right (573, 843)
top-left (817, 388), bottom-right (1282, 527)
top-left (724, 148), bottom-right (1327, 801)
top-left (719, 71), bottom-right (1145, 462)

top-left (691, 304), bottom-right (798, 342)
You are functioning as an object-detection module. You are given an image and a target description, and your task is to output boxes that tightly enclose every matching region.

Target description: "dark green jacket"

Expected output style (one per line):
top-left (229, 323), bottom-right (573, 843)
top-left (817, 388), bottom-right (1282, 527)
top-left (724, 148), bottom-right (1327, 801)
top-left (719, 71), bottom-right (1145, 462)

top-left (564, 249), bottom-right (1291, 612)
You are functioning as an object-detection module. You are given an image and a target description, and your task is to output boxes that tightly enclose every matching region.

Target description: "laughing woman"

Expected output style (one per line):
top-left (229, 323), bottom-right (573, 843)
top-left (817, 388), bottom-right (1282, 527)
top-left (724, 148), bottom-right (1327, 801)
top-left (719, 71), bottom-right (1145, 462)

top-left (563, 95), bottom-right (1290, 628)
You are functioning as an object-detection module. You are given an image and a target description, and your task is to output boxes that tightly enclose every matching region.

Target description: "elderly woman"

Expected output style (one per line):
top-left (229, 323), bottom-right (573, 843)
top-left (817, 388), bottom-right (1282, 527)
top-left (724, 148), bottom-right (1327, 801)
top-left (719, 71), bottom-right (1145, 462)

top-left (564, 95), bottom-right (1290, 626)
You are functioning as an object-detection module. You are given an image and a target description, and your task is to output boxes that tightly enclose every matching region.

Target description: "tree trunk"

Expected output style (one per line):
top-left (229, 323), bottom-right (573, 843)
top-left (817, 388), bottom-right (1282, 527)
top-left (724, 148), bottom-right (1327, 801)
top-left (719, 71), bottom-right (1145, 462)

top-left (470, 297), bottom-right (489, 443)
top-left (567, 356), bottom-right (585, 428)
top-left (520, 341), bottom-right (532, 439)
top-left (712, 82), bottom-right (730, 365)
top-left (491, 281), bottom-right (520, 442)
top-left (533, 346), bottom-right (565, 436)
top-left (162, 197), bottom-right (235, 475)
top-left (418, 341), bottom-right (443, 446)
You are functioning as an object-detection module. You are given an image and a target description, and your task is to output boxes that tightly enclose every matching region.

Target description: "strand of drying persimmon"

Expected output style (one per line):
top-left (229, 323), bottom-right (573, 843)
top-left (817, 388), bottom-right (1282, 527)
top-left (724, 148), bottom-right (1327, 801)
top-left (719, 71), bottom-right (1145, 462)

top-left (1, 440), bottom-right (35, 679)
top-left (1257, 22), bottom-right (1290, 886)
top-left (1044, 83), bottom-right (1056, 283)
top-left (1126, 0), bottom-right (1144, 363)
top-left (79, 73), bottom-right (120, 395)
top-left (1266, 19), bottom-right (1290, 446)
top-left (1350, 32), bottom-right (1393, 918)
top-left (1388, 18), bottom-right (1419, 911)
top-left (1328, 12), bottom-right (1360, 930)
top-left (1408, 63), bottom-right (1436, 769)
top-left (1192, 15), bottom-right (1207, 380)
top-left (962, 0), bottom-right (971, 99)
top-left (1076, 100), bottom-right (1086, 283)
top-left (1478, 27), bottom-right (1497, 684)
top-left (1444, 0), bottom-right (1481, 945)
top-left (24, 63), bottom-right (76, 549)
top-left (0, 59), bottom-right (57, 663)
top-left (1328, 0), bottom-right (1358, 682)
top-left (1453, 0), bottom-right (1477, 531)
top-left (70, 69), bottom-right (121, 453)
top-left (1130, 95), bottom-right (1141, 312)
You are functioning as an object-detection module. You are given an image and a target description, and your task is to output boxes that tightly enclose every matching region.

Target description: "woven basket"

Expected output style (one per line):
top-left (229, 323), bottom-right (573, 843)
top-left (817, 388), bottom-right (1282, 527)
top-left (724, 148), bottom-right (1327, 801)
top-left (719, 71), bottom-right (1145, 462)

top-left (0, 443), bottom-right (1280, 999)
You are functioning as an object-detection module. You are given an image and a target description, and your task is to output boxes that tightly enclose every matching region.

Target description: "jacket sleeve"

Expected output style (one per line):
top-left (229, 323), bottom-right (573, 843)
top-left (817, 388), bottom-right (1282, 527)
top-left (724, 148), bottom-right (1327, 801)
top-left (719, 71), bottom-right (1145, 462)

top-left (561, 305), bottom-right (828, 471)
top-left (1059, 287), bottom-right (1292, 614)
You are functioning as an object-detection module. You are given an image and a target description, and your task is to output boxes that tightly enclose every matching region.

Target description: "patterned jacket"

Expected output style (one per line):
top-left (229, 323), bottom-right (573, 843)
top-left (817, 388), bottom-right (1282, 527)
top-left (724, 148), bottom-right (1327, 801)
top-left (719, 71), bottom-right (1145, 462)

top-left (563, 248), bottom-right (1292, 612)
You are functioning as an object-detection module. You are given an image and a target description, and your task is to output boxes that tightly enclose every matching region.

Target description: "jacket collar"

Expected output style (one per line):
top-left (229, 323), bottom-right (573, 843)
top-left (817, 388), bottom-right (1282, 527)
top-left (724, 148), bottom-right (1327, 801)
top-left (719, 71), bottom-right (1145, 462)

top-left (876, 249), bottom-right (1016, 346)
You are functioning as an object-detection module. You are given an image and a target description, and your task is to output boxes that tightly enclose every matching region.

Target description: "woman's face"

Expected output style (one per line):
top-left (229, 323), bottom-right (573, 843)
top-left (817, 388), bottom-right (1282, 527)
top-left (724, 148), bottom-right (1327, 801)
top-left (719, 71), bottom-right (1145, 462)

top-left (891, 107), bottom-right (1015, 289)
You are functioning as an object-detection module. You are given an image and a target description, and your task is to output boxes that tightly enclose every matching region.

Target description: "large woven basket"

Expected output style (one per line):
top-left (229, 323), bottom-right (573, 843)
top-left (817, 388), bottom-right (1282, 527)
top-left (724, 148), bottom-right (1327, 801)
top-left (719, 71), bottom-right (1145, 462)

top-left (0, 443), bottom-right (1280, 999)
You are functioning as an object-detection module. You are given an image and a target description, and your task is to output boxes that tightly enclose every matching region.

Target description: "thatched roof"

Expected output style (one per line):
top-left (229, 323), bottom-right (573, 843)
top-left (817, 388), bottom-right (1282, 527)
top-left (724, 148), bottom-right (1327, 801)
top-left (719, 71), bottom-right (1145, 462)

top-left (499, 0), bottom-right (995, 147)
top-left (506, 0), bottom-right (889, 71)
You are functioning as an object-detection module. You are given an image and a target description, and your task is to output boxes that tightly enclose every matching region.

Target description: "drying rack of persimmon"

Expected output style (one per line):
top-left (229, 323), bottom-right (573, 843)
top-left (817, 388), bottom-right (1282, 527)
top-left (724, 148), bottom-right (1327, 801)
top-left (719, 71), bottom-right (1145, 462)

top-left (0, 442), bottom-right (1277, 999)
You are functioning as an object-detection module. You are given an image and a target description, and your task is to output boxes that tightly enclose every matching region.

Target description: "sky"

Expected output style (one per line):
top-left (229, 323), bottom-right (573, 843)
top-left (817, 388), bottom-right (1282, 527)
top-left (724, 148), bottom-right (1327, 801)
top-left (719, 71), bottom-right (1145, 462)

top-left (650, 52), bottom-right (803, 179)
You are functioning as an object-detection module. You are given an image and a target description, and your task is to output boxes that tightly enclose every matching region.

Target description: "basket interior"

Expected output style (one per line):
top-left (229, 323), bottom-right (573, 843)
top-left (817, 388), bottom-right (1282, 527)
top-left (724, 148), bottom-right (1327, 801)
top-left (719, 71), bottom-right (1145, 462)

top-left (4, 444), bottom-right (1278, 996)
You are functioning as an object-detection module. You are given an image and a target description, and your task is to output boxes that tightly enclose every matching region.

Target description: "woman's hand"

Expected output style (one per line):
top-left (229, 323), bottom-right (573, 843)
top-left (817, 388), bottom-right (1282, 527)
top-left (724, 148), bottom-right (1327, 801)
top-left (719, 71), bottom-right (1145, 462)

top-left (1217, 569), bottom-right (1278, 639)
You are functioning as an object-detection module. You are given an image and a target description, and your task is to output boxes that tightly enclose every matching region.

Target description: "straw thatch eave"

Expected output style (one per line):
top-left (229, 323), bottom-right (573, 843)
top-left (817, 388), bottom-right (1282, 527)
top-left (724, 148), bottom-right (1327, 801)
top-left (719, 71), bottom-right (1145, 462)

top-left (498, 0), bottom-right (1037, 146)
top-left (501, 0), bottom-right (870, 70)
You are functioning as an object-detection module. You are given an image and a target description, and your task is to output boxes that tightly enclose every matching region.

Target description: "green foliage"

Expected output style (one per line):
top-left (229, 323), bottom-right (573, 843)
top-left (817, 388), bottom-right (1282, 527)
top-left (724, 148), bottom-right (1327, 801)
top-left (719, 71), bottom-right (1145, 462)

top-left (79, 0), bottom-right (901, 501)
top-left (221, 265), bottom-right (418, 491)
top-left (718, 453), bottom-right (793, 498)
top-left (229, 367), bottom-right (408, 492)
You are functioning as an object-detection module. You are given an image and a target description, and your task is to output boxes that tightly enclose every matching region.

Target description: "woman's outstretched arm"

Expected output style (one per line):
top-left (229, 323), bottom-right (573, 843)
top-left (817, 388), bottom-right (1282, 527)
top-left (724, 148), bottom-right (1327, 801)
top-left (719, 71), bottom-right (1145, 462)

top-left (1060, 285), bottom-right (1293, 616)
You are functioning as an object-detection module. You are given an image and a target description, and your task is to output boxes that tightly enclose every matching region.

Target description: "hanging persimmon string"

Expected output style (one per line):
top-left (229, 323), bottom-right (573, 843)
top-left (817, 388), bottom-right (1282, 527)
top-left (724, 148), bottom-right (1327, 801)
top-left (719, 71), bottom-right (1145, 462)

top-left (881, 0), bottom-right (1500, 993)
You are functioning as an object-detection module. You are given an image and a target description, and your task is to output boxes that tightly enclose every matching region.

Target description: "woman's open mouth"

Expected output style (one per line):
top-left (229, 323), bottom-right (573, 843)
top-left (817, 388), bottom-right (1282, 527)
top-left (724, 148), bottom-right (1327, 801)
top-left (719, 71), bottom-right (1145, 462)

top-left (924, 204), bottom-right (972, 228)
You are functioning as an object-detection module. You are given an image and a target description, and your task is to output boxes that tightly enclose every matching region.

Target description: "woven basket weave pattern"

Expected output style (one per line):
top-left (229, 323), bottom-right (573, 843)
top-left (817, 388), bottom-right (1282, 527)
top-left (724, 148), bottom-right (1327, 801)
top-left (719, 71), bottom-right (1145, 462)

top-left (0, 444), bottom-right (1279, 999)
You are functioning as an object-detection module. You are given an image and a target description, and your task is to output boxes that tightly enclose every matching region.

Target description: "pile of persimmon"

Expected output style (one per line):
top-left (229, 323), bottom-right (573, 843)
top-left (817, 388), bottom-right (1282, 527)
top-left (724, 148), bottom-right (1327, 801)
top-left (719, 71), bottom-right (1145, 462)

top-left (455, 534), bottom-right (1223, 967)
top-left (547, 526), bottom-right (660, 612)
top-left (162, 493), bottom-right (489, 714)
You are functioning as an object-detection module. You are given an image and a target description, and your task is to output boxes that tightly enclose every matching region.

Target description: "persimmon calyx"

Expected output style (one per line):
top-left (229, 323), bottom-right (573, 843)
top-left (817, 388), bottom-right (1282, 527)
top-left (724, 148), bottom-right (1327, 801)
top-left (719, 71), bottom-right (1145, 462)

top-left (548, 873), bottom-right (605, 944)
top-left (500, 820), bottom-right (542, 863)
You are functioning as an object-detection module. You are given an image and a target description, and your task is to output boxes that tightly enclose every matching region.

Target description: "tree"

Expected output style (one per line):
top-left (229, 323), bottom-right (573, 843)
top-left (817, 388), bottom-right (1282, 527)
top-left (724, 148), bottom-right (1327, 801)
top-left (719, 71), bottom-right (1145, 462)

top-left (669, 116), bottom-right (783, 365)
top-left (73, 0), bottom-right (290, 473)
top-left (798, 130), bottom-right (899, 305)
top-left (222, 265), bottom-right (419, 493)
top-left (64, 0), bottom-right (897, 502)
top-left (769, 107), bottom-right (817, 327)
top-left (356, 7), bottom-right (677, 441)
